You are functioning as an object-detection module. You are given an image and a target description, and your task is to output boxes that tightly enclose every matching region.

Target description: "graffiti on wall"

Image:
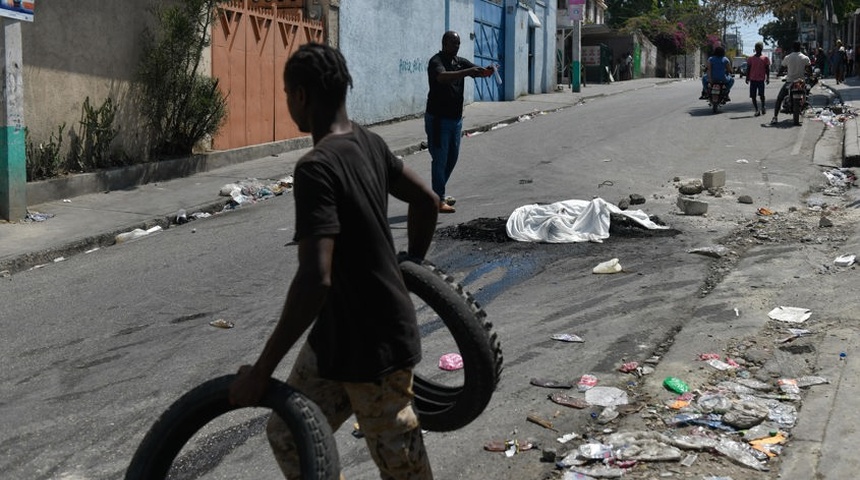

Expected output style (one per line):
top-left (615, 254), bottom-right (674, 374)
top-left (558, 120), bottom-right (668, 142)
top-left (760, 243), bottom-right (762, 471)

top-left (399, 58), bottom-right (426, 74)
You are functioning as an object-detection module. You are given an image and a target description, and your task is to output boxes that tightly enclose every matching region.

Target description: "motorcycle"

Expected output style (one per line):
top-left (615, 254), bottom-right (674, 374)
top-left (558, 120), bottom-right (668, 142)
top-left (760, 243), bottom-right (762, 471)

top-left (707, 81), bottom-right (729, 113)
top-left (779, 68), bottom-right (821, 125)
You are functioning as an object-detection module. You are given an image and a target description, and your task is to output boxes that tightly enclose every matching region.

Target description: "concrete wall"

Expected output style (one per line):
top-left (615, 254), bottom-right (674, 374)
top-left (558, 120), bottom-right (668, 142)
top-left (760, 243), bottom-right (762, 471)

top-left (21, 2), bottom-right (165, 159)
top-left (340, 0), bottom-right (557, 124)
top-left (339, 0), bottom-right (475, 125)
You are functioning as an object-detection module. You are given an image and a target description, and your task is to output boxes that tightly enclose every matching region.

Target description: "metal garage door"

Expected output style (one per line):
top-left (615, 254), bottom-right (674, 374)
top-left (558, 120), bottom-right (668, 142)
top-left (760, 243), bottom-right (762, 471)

top-left (474, 0), bottom-right (504, 101)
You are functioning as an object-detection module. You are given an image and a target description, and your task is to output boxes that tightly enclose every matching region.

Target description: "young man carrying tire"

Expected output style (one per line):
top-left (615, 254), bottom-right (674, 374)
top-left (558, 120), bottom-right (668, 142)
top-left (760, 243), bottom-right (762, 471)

top-left (229, 43), bottom-right (439, 479)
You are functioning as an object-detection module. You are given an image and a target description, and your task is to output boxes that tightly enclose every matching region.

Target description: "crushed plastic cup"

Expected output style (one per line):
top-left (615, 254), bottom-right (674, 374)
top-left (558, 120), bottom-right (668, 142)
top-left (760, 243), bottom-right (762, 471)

top-left (592, 258), bottom-right (622, 274)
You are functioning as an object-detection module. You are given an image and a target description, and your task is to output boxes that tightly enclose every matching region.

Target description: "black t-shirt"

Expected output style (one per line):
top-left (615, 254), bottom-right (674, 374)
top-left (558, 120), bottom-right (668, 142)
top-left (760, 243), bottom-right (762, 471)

top-left (426, 51), bottom-right (476, 119)
top-left (292, 123), bottom-right (421, 382)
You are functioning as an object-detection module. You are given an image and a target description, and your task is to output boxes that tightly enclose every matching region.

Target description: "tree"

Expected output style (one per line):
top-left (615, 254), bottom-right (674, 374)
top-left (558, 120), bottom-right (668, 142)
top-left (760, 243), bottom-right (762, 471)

top-left (760, 15), bottom-right (799, 50)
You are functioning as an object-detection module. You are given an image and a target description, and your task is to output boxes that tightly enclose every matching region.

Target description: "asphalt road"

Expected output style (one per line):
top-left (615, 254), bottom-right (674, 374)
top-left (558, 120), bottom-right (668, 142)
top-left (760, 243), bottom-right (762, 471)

top-left (0, 79), bottom-right (849, 479)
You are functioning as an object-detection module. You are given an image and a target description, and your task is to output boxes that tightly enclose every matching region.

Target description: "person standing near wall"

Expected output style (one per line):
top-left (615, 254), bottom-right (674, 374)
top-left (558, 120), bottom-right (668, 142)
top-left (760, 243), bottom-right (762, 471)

top-left (425, 31), bottom-right (493, 213)
top-left (745, 42), bottom-right (770, 117)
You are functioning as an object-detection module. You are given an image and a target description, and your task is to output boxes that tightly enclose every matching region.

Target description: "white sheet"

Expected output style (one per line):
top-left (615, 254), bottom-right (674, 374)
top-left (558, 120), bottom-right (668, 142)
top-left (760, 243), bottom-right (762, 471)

top-left (505, 197), bottom-right (669, 243)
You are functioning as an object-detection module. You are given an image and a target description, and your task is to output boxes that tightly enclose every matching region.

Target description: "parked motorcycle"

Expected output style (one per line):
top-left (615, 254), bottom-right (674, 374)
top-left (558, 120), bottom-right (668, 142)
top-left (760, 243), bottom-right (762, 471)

top-left (779, 68), bottom-right (821, 125)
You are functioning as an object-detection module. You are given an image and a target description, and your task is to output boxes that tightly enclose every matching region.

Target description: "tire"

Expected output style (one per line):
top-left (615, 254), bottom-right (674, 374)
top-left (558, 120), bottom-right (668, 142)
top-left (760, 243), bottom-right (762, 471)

top-left (125, 375), bottom-right (340, 480)
top-left (712, 96), bottom-right (719, 113)
top-left (400, 259), bottom-right (503, 432)
top-left (792, 99), bottom-right (801, 125)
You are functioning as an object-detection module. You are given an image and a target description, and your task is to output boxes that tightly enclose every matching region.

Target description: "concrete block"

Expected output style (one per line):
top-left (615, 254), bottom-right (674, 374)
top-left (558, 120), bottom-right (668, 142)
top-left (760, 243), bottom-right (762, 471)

top-left (677, 196), bottom-right (708, 215)
top-left (702, 169), bottom-right (726, 189)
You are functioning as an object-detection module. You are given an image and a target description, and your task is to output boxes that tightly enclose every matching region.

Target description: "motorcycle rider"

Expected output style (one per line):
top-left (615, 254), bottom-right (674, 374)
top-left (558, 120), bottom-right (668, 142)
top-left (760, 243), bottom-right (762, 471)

top-left (771, 41), bottom-right (811, 125)
top-left (700, 45), bottom-right (734, 102)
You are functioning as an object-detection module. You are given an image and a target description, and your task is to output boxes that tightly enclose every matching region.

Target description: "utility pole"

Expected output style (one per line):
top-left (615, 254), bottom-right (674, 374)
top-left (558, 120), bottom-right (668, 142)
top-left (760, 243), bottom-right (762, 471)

top-left (569, 0), bottom-right (584, 93)
top-left (0, 18), bottom-right (26, 222)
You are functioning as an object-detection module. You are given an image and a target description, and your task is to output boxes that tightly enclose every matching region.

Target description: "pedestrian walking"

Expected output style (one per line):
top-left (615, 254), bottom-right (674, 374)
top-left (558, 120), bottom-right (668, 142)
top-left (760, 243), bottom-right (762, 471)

top-left (745, 42), bottom-right (770, 116)
top-left (847, 46), bottom-right (855, 76)
top-left (425, 30), bottom-right (493, 213)
top-left (624, 51), bottom-right (633, 80)
top-left (229, 43), bottom-right (439, 479)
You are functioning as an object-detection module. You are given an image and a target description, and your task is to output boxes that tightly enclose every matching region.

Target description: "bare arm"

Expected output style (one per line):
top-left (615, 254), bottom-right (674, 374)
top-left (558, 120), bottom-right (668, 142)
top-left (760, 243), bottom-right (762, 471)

top-left (436, 66), bottom-right (487, 83)
top-left (228, 235), bottom-right (334, 406)
top-left (390, 165), bottom-right (439, 259)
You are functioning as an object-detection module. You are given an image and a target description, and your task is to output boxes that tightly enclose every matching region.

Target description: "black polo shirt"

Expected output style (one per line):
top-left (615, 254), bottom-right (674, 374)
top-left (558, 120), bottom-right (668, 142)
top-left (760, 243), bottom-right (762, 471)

top-left (426, 51), bottom-right (476, 119)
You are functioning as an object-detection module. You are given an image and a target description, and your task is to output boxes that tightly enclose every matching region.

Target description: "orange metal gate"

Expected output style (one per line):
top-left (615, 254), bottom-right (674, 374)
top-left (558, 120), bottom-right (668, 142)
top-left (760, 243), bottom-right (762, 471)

top-left (212, 0), bottom-right (324, 150)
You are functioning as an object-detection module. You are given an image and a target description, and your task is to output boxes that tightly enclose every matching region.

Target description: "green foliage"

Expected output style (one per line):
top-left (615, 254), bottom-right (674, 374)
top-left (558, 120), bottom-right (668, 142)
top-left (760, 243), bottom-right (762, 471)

top-left (612, 0), bottom-right (722, 54)
top-left (137, 0), bottom-right (227, 157)
top-left (70, 96), bottom-right (119, 171)
top-left (25, 124), bottom-right (65, 181)
top-left (760, 16), bottom-right (800, 51)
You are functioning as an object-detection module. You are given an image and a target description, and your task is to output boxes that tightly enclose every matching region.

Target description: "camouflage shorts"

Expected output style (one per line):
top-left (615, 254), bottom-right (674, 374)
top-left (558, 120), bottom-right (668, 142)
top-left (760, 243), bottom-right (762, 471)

top-left (267, 342), bottom-right (433, 479)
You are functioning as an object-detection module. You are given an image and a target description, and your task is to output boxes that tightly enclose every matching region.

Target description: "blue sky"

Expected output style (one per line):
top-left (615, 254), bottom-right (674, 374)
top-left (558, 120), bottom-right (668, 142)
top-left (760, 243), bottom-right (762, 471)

top-left (737, 15), bottom-right (777, 55)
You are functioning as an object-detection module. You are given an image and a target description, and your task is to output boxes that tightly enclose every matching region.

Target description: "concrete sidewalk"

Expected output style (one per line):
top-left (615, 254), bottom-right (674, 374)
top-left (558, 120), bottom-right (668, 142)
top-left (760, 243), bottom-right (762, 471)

top-left (0, 77), bottom-right (677, 274)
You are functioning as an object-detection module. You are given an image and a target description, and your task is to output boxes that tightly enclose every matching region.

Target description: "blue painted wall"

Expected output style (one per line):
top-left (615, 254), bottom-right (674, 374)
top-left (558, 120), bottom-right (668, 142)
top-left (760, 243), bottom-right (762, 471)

top-left (339, 0), bottom-right (556, 124)
top-left (340, 0), bottom-right (475, 125)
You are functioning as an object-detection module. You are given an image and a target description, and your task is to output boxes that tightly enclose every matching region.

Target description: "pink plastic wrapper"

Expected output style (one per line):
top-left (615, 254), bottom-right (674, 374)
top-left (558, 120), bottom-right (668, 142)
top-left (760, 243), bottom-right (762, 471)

top-left (438, 353), bottom-right (464, 371)
top-left (577, 374), bottom-right (598, 391)
top-left (698, 353), bottom-right (721, 361)
top-left (619, 361), bottom-right (639, 373)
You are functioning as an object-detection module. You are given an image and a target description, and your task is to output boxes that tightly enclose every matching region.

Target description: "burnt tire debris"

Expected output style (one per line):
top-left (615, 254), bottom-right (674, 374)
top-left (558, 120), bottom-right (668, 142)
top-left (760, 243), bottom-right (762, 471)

top-left (125, 375), bottom-right (340, 480)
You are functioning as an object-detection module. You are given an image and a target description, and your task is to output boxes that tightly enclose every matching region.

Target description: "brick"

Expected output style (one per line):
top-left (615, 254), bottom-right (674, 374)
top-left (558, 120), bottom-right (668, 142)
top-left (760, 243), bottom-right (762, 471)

top-left (702, 169), bottom-right (726, 189)
top-left (677, 196), bottom-right (708, 215)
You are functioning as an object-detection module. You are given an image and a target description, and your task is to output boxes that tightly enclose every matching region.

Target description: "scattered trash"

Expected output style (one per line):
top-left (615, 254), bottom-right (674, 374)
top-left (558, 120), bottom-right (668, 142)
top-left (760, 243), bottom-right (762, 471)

top-left (736, 159), bottom-right (749, 163)
top-left (53, 257), bottom-right (65, 263)
top-left (777, 379), bottom-right (800, 395)
top-left (438, 353), bottom-right (463, 371)
top-left (715, 438), bottom-right (769, 471)
top-left (352, 422), bottom-right (364, 438)
top-left (209, 319), bottom-right (234, 329)
top-left (585, 386), bottom-right (629, 407)
top-left (706, 358), bottom-right (736, 371)
top-left (834, 254), bottom-right (856, 267)
top-left (757, 207), bottom-right (775, 216)
top-left (663, 376), bottom-right (690, 394)
top-left (597, 406), bottom-right (619, 424)
top-left (796, 376), bottom-right (829, 387)
top-left (767, 306), bottom-right (811, 324)
top-left (699, 353), bottom-right (721, 361)
top-left (24, 211), bottom-right (54, 222)
top-left (557, 432), bottom-right (578, 443)
top-left (618, 361), bottom-right (639, 373)
top-left (593, 258), bottom-right (622, 274)
top-left (175, 209), bottom-right (188, 224)
top-left (549, 392), bottom-right (589, 409)
top-left (577, 374), bottom-right (599, 391)
top-left (530, 377), bottom-right (572, 389)
top-left (84, 247), bottom-right (100, 254)
top-left (62, 199), bottom-right (71, 203)
top-left (552, 333), bottom-right (585, 343)
top-left (115, 226), bottom-right (163, 244)
top-left (679, 453), bottom-right (698, 467)
top-left (527, 414), bottom-right (558, 432)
